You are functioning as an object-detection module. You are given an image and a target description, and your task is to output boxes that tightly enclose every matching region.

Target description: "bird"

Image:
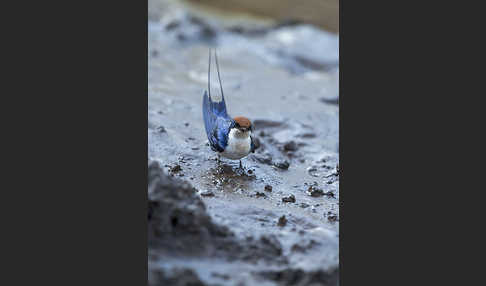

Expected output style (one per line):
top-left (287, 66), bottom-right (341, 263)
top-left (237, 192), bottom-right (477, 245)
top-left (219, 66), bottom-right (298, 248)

top-left (202, 49), bottom-right (255, 169)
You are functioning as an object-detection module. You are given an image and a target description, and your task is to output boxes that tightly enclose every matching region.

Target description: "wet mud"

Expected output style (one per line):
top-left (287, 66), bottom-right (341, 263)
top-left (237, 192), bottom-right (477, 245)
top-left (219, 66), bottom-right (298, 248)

top-left (148, 1), bottom-right (339, 285)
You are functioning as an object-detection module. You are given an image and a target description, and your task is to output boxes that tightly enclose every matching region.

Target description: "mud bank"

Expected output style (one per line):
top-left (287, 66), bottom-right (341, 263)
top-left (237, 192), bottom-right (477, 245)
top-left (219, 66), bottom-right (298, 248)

top-left (148, 0), bottom-right (339, 285)
top-left (148, 161), bottom-right (338, 285)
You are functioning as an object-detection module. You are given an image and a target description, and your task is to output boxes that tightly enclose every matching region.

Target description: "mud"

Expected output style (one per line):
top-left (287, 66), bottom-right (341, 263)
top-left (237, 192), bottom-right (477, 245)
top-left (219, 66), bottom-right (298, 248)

top-left (148, 160), bottom-right (232, 256)
top-left (149, 161), bottom-right (287, 264)
top-left (149, 268), bottom-right (207, 286)
top-left (148, 0), bottom-right (339, 285)
top-left (255, 267), bottom-right (339, 286)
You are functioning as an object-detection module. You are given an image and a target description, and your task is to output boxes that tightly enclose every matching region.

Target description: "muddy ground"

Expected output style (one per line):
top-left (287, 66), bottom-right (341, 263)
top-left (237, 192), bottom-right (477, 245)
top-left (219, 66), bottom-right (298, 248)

top-left (148, 1), bottom-right (339, 285)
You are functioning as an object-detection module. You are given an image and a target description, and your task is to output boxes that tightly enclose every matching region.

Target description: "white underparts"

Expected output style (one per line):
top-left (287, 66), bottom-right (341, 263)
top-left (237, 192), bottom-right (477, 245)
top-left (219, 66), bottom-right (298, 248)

top-left (221, 128), bottom-right (251, 160)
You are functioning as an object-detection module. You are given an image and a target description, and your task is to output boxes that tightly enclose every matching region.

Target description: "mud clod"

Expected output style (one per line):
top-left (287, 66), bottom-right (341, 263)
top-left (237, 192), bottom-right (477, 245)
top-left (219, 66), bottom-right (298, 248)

top-left (327, 212), bottom-right (338, 223)
top-left (324, 191), bottom-right (335, 198)
top-left (297, 132), bottom-right (316, 138)
top-left (319, 97), bottom-right (339, 105)
top-left (165, 20), bottom-right (180, 31)
top-left (277, 215), bottom-right (288, 227)
top-left (307, 186), bottom-right (324, 197)
top-left (282, 194), bottom-right (296, 203)
top-left (255, 192), bottom-right (267, 198)
top-left (200, 190), bottom-right (215, 197)
top-left (274, 160), bottom-right (290, 170)
top-left (264, 185), bottom-right (273, 192)
top-left (283, 141), bottom-right (298, 152)
top-left (328, 215), bottom-right (338, 223)
top-left (157, 126), bottom-right (166, 133)
top-left (169, 164), bottom-right (182, 173)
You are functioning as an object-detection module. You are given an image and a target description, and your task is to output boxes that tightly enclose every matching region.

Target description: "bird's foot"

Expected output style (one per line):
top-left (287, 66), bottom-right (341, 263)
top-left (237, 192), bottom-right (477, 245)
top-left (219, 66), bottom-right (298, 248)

top-left (236, 160), bottom-right (248, 175)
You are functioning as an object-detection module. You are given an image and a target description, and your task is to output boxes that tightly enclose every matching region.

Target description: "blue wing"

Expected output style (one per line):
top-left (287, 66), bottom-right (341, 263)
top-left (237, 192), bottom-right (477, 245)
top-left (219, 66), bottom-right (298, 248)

top-left (203, 90), bottom-right (233, 152)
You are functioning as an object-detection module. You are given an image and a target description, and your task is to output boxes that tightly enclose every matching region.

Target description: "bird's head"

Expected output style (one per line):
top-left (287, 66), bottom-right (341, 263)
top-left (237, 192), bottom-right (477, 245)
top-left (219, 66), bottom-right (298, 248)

top-left (232, 116), bottom-right (253, 138)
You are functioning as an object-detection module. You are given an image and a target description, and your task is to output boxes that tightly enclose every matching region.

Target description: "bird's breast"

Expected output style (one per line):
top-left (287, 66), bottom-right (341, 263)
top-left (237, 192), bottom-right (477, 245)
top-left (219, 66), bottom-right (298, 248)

top-left (221, 130), bottom-right (251, 160)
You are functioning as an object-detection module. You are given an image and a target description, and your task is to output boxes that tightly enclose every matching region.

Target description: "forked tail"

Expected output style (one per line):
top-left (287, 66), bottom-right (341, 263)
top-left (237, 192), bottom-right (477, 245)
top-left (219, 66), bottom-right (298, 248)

top-left (206, 48), bottom-right (228, 117)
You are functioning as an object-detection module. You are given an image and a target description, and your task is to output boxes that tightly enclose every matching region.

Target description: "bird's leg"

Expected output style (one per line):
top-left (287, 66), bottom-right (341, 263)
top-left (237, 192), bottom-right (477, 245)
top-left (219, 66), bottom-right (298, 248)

top-left (217, 154), bottom-right (221, 164)
top-left (239, 160), bottom-right (243, 170)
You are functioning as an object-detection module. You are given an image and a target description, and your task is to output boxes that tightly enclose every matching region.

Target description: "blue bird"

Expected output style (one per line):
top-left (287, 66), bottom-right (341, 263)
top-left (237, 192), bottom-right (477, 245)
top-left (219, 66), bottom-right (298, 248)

top-left (202, 50), bottom-right (255, 169)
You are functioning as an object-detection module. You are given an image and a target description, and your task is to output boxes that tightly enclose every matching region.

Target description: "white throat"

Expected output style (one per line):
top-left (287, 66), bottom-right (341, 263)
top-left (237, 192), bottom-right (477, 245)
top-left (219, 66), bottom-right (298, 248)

top-left (221, 128), bottom-right (251, 160)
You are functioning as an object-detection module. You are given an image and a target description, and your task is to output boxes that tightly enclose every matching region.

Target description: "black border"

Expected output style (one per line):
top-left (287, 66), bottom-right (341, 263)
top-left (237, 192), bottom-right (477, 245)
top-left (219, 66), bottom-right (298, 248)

top-left (339, 0), bottom-right (475, 284)
top-left (4, 1), bottom-right (148, 284)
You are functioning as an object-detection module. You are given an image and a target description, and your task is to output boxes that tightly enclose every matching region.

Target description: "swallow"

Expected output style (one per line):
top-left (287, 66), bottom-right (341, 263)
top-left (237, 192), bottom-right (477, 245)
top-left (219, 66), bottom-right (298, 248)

top-left (202, 50), bottom-right (255, 169)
